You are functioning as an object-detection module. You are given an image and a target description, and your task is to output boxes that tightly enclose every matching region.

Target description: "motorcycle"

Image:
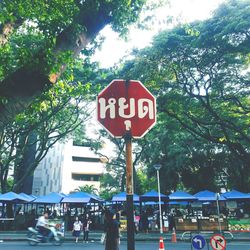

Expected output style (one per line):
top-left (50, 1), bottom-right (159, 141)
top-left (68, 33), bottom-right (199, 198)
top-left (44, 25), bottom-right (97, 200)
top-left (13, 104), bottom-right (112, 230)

top-left (27, 223), bottom-right (64, 246)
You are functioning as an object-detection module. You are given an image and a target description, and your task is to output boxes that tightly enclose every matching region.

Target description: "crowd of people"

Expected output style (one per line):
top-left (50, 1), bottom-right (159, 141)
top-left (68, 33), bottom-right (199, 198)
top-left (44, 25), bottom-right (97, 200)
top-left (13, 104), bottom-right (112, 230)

top-left (1, 201), bottom-right (250, 241)
top-left (0, 203), bottom-right (191, 233)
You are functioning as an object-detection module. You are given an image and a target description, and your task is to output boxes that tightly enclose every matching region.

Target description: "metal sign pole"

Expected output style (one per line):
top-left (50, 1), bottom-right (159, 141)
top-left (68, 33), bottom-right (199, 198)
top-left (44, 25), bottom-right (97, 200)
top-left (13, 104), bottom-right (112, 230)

top-left (156, 168), bottom-right (163, 234)
top-left (125, 135), bottom-right (135, 250)
top-left (97, 79), bottom-right (156, 250)
top-left (207, 239), bottom-right (210, 249)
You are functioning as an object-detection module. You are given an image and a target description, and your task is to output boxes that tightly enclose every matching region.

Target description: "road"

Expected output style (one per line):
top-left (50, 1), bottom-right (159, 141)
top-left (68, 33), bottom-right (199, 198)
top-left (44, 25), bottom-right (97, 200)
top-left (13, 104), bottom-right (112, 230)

top-left (0, 241), bottom-right (250, 250)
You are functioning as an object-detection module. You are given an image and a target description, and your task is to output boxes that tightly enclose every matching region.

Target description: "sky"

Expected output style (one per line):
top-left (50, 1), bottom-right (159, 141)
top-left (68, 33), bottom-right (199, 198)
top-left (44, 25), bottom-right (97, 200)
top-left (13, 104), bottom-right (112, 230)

top-left (92, 0), bottom-right (226, 68)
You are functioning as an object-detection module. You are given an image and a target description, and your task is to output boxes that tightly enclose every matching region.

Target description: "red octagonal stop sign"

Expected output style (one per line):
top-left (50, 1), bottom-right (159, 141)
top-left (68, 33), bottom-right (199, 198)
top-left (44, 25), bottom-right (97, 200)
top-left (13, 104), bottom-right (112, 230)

top-left (97, 79), bottom-right (156, 138)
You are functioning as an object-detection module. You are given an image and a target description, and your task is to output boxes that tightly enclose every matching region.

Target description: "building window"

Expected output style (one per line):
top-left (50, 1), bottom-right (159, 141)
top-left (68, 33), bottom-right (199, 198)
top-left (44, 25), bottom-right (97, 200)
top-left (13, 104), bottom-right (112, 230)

top-left (72, 156), bottom-right (100, 163)
top-left (73, 141), bottom-right (92, 147)
top-left (71, 173), bottom-right (100, 181)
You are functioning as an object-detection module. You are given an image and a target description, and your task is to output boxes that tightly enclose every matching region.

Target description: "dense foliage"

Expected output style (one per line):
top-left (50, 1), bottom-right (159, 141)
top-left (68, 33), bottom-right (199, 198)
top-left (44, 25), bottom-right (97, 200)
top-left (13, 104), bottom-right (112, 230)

top-left (0, 0), bottom-right (148, 127)
top-left (113, 0), bottom-right (250, 192)
top-left (0, 0), bottom-right (152, 192)
top-left (0, 80), bottom-right (92, 192)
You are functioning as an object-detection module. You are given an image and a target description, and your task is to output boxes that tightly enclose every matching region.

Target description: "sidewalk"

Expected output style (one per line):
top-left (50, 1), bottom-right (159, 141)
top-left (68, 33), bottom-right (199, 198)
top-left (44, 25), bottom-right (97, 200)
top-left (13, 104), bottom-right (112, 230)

top-left (0, 231), bottom-right (249, 242)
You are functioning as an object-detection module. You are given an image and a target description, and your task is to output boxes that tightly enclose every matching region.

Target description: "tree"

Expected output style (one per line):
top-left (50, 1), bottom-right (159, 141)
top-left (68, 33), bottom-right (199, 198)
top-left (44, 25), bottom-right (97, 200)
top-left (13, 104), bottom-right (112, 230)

top-left (74, 184), bottom-right (98, 195)
top-left (0, 80), bottom-right (91, 192)
top-left (0, 0), bottom-right (149, 128)
top-left (117, 0), bottom-right (250, 191)
top-left (96, 129), bottom-right (147, 195)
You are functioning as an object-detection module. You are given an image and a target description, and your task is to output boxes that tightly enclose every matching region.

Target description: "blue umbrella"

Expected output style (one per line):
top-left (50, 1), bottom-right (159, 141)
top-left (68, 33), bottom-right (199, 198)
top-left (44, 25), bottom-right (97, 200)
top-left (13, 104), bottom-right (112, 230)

top-left (33, 192), bottom-right (66, 204)
top-left (143, 201), bottom-right (164, 205)
top-left (194, 190), bottom-right (226, 202)
top-left (0, 192), bottom-right (28, 203)
top-left (140, 190), bottom-right (168, 202)
top-left (168, 201), bottom-right (189, 205)
top-left (168, 191), bottom-right (197, 202)
top-left (61, 191), bottom-right (103, 203)
top-left (222, 190), bottom-right (250, 200)
top-left (18, 193), bottom-right (36, 202)
top-left (112, 192), bottom-right (139, 202)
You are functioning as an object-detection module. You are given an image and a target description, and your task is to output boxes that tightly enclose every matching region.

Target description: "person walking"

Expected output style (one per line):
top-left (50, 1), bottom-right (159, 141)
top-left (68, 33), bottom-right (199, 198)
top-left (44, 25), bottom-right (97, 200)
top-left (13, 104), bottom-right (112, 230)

top-left (168, 212), bottom-right (176, 232)
top-left (104, 210), bottom-right (120, 250)
top-left (72, 217), bottom-right (82, 243)
top-left (83, 216), bottom-right (91, 243)
top-left (140, 210), bottom-right (149, 233)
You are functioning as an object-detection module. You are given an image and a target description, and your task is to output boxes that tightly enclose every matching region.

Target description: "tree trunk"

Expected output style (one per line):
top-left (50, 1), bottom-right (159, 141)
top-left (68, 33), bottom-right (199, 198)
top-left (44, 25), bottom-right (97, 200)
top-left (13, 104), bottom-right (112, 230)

top-left (13, 132), bottom-right (37, 193)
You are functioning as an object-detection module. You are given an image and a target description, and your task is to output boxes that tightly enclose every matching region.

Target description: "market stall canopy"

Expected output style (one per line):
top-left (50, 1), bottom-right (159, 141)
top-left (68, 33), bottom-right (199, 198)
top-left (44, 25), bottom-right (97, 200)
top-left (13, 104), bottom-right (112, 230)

top-left (33, 192), bottom-right (66, 204)
top-left (140, 190), bottom-right (168, 202)
top-left (89, 193), bottom-right (104, 203)
top-left (111, 192), bottom-right (140, 202)
top-left (143, 201), bottom-right (164, 205)
top-left (18, 193), bottom-right (36, 202)
top-left (0, 191), bottom-right (29, 203)
top-left (168, 191), bottom-right (197, 202)
top-left (222, 190), bottom-right (250, 200)
top-left (61, 191), bottom-right (103, 204)
top-left (194, 190), bottom-right (226, 202)
top-left (168, 201), bottom-right (189, 205)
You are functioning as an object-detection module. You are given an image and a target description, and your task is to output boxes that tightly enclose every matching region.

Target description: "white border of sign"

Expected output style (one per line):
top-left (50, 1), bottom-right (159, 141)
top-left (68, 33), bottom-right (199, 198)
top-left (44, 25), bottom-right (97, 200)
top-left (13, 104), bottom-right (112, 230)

top-left (210, 234), bottom-right (226, 250)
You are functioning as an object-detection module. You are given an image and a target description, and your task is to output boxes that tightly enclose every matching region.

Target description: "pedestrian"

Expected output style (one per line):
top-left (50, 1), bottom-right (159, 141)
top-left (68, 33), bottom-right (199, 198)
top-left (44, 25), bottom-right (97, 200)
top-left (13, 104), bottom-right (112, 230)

top-left (168, 212), bottom-right (175, 232)
top-left (116, 209), bottom-right (121, 227)
top-left (140, 210), bottom-right (149, 233)
top-left (83, 216), bottom-right (91, 243)
top-left (72, 216), bottom-right (82, 243)
top-left (104, 210), bottom-right (120, 250)
top-left (51, 210), bottom-right (57, 219)
top-left (134, 210), bottom-right (139, 234)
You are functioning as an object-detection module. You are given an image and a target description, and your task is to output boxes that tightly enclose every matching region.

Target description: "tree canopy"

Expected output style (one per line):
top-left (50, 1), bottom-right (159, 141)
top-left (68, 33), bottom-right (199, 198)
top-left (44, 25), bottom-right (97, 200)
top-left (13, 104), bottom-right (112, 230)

top-left (0, 0), bottom-right (148, 128)
top-left (0, 79), bottom-right (92, 192)
top-left (0, 0), bottom-right (155, 193)
top-left (115, 0), bottom-right (250, 192)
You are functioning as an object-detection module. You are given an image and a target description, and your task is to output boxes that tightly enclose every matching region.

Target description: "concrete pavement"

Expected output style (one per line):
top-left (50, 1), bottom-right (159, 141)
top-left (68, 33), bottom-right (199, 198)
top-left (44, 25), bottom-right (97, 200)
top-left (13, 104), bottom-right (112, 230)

top-left (2, 242), bottom-right (250, 250)
top-left (0, 230), bottom-right (249, 242)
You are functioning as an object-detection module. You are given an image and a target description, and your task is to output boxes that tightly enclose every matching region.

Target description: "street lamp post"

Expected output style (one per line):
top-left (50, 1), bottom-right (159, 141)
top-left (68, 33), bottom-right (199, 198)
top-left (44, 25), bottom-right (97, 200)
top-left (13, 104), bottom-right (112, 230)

top-left (216, 193), bottom-right (222, 234)
top-left (154, 164), bottom-right (163, 234)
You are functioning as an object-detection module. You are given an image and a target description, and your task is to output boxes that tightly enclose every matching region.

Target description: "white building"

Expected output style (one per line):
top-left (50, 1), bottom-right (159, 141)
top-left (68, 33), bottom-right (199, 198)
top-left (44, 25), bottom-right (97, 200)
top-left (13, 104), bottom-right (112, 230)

top-left (32, 139), bottom-right (105, 196)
